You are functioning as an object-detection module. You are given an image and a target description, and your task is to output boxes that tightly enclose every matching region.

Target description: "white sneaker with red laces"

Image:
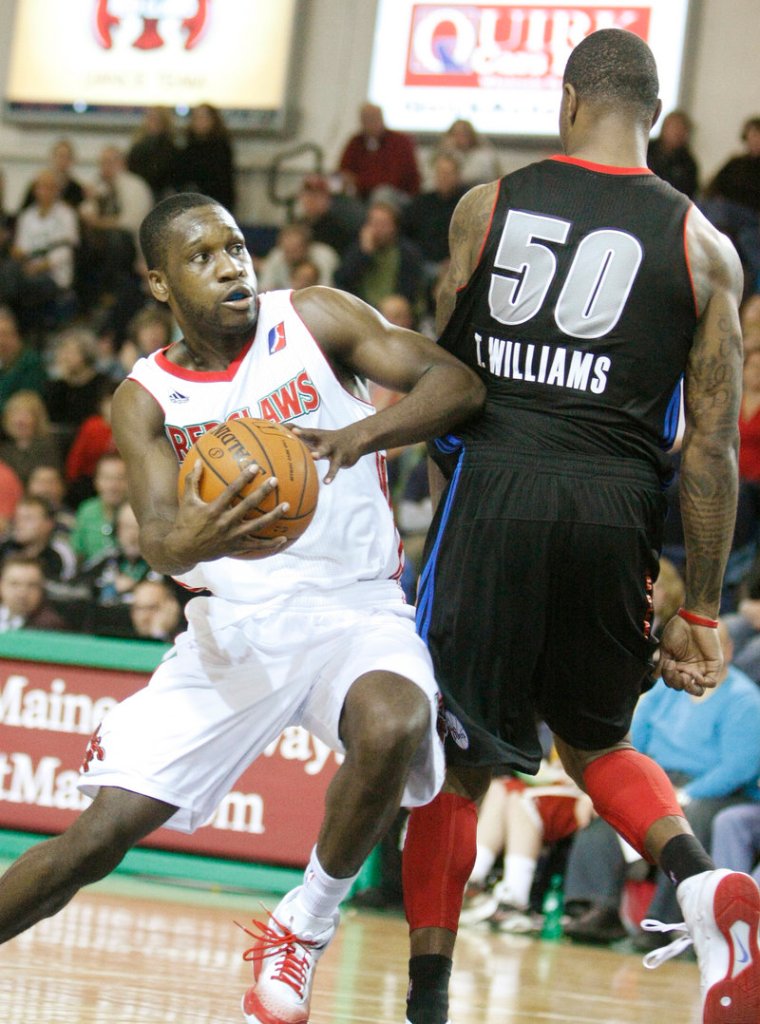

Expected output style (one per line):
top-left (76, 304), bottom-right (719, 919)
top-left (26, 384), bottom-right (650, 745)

top-left (642, 869), bottom-right (760, 1023)
top-left (239, 887), bottom-right (338, 1024)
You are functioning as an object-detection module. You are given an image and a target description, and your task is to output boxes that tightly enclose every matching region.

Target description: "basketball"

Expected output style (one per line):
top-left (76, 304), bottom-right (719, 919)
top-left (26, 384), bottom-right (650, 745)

top-left (177, 417), bottom-right (319, 542)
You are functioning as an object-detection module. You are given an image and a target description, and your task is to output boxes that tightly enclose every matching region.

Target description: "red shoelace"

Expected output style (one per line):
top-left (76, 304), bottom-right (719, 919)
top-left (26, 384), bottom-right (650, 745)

top-left (237, 913), bottom-right (319, 997)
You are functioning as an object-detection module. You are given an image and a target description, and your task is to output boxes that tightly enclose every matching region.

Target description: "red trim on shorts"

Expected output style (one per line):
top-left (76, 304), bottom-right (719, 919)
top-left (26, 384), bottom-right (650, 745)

top-left (550, 154), bottom-right (652, 176)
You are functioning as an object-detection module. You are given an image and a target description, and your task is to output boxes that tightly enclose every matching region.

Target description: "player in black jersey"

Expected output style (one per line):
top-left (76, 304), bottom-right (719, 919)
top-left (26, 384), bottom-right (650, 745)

top-left (402, 29), bottom-right (760, 1024)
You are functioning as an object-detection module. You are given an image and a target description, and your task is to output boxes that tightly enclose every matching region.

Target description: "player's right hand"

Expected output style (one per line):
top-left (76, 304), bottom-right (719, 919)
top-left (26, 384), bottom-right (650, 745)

top-left (657, 613), bottom-right (724, 696)
top-left (175, 460), bottom-right (289, 561)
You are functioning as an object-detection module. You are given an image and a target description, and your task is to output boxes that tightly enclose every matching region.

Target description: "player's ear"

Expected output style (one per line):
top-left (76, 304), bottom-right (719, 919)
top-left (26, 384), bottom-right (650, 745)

top-left (651, 98), bottom-right (663, 131)
top-left (148, 269), bottom-right (169, 303)
top-left (562, 83), bottom-right (578, 125)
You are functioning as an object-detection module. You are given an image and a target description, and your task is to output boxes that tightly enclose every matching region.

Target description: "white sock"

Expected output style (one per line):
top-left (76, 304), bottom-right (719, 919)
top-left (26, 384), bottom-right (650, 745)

top-left (470, 845), bottom-right (497, 886)
top-left (499, 854), bottom-right (536, 909)
top-left (296, 846), bottom-right (358, 920)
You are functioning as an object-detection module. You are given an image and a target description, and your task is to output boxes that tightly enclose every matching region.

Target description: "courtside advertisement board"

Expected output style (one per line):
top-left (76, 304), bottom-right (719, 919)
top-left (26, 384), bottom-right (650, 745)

top-left (0, 659), bottom-right (340, 867)
top-left (368, 0), bottom-right (692, 138)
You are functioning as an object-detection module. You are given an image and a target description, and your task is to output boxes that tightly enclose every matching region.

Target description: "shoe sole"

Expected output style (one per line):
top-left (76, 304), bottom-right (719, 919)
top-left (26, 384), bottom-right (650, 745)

top-left (459, 896), bottom-right (498, 926)
top-left (242, 990), bottom-right (307, 1024)
top-left (704, 872), bottom-right (760, 1023)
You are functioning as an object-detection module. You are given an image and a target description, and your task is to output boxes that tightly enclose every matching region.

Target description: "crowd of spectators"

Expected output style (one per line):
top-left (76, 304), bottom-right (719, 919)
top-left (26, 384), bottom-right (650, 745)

top-left (0, 100), bottom-right (758, 616)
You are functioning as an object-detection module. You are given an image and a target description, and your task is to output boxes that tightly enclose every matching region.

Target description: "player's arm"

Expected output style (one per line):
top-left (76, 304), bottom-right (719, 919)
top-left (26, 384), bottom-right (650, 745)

top-left (435, 181), bottom-right (499, 334)
top-left (111, 380), bottom-right (287, 574)
top-left (426, 182), bottom-right (501, 506)
top-left (291, 289), bottom-right (486, 482)
top-left (658, 208), bottom-right (744, 693)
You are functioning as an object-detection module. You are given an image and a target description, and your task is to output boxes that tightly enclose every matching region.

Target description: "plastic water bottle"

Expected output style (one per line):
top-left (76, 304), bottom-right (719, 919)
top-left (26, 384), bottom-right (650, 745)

top-left (540, 874), bottom-right (564, 940)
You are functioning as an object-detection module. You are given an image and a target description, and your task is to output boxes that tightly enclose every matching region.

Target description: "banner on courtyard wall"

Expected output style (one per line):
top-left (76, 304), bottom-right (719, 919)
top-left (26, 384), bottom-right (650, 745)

top-left (5, 0), bottom-right (299, 127)
top-left (0, 659), bottom-right (341, 867)
top-left (368, 0), bottom-right (693, 137)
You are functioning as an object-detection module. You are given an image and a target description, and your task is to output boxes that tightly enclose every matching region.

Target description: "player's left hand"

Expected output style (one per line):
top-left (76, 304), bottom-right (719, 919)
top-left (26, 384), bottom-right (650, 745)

top-left (657, 613), bottom-right (723, 696)
top-left (291, 424), bottom-right (366, 484)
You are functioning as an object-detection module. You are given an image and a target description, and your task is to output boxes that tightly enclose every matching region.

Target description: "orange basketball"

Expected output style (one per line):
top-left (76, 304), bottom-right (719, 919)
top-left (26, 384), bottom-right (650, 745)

top-left (177, 417), bottom-right (319, 542)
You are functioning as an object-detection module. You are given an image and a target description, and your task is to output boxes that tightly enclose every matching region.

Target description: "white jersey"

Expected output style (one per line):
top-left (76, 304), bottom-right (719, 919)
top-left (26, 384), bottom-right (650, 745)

top-left (128, 289), bottom-right (403, 603)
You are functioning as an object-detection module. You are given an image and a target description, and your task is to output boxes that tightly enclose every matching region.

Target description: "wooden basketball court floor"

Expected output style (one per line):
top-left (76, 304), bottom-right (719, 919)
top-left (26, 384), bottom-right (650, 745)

top-left (0, 863), bottom-right (705, 1024)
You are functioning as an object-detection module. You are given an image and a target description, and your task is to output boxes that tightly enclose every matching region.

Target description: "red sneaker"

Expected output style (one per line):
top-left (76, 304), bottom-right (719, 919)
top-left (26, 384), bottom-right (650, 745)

top-left (239, 888), bottom-right (337, 1024)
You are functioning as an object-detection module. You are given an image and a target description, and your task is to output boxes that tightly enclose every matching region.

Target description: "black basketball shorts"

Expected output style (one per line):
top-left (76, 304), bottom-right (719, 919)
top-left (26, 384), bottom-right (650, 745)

top-left (416, 447), bottom-right (666, 774)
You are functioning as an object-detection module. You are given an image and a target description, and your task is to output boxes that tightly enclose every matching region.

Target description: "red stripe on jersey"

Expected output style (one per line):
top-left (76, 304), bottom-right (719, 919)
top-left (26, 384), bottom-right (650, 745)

top-left (550, 154), bottom-right (652, 176)
top-left (683, 205), bottom-right (700, 318)
top-left (155, 337), bottom-right (255, 382)
top-left (375, 450), bottom-right (405, 580)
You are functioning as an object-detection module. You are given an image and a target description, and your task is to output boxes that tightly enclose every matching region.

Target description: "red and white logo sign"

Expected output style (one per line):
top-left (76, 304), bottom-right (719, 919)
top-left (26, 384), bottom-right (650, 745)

top-left (405, 4), bottom-right (652, 86)
top-left (93, 0), bottom-right (210, 51)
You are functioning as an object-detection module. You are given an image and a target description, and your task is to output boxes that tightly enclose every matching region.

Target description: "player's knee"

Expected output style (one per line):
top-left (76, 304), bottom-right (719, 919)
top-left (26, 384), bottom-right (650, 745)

top-left (553, 734), bottom-right (633, 790)
top-left (344, 677), bottom-right (429, 769)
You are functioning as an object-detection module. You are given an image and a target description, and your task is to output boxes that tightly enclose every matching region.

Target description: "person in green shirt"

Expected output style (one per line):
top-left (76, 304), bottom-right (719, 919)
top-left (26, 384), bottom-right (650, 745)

top-left (0, 307), bottom-right (47, 414)
top-left (70, 452), bottom-right (128, 562)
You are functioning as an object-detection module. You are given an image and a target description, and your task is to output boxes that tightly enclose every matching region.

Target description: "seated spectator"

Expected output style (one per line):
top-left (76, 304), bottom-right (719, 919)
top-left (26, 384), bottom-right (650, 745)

top-left (10, 169), bottom-right (79, 334)
top-left (437, 118), bottom-right (502, 187)
top-left (0, 172), bottom-right (20, 312)
top-left (700, 115), bottom-right (760, 293)
top-left (126, 577), bottom-right (183, 642)
top-left (19, 138), bottom-right (85, 211)
top-left (563, 620), bottom-right (760, 949)
top-left (95, 255), bottom-right (165, 355)
top-left (295, 174), bottom-right (363, 257)
top-left (257, 223), bottom-right (338, 291)
top-left (115, 305), bottom-right (174, 378)
top-left (64, 378), bottom-right (119, 506)
top-left (75, 502), bottom-right (159, 635)
top-left (0, 389), bottom-right (61, 485)
top-left (69, 452), bottom-right (128, 563)
top-left (743, 293), bottom-right (760, 336)
top-left (402, 153), bottom-right (467, 277)
top-left (711, 802), bottom-right (760, 885)
top-left (334, 200), bottom-right (425, 312)
top-left (0, 554), bottom-right (67, 633)
top-left (290, 259), bottom-right (321, 291)
top-left (177, 103), bottom-right (236, 212)
top-left (646, 110), bottom-right (699, 198)
top-left (78, 146), bottom-right (153, 313)
top-left (126, 106), bottom-right (180, 202)
top-left (0, 460), bottom-right (23, 540)
top-left (722, 549), bottom-right (760, 682)
top-left (0, 307), bottom-right (47, 413)
top-left (0, 495), bottom-right (77, 585)
top-left (337, 102), bottom-right (421, 203)
top-left (44, 327), bottom-right (112, 454)
top-left (737, 346), bottom-right (760, 519)
top-left (26, 464), bottom-right (76, 536)
top-left (460, 761), bottom-right (593, 933)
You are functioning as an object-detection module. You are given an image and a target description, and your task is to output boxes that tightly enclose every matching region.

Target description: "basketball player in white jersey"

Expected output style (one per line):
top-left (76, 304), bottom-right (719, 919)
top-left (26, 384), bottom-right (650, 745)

top-left (0, 193), bottom-right (485, 1024)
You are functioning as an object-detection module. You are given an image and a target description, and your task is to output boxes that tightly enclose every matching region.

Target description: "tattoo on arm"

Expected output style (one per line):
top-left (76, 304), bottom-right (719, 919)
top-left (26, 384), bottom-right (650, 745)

top-left (680, 308), bottom-right (742, 612)
top-left (435, 183), bottom-right (499, 336)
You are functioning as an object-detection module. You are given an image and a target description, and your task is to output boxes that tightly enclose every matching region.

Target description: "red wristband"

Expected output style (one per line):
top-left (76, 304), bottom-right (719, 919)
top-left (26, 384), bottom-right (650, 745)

top-left (677, 607), bottom-right (719, 628)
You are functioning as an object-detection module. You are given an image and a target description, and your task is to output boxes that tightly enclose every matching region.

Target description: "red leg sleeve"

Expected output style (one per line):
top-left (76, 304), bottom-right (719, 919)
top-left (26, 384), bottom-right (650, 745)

top-left (583, 749), bottom-right (685, 863)
top-left (402, 792), bottom-right (478, 933)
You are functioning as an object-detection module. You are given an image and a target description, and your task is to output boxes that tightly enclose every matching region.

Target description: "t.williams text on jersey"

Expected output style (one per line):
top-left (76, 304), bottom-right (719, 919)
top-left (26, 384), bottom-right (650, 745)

top-left (474, 330), bottom-right (610, 394)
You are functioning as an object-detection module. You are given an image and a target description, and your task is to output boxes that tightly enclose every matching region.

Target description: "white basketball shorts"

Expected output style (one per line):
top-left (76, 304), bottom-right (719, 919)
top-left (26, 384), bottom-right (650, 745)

top-left (78, 580), bottom-right (444, 832)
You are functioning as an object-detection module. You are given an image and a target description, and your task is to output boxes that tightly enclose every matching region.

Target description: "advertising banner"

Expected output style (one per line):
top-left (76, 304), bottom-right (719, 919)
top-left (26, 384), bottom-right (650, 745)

top-left (0, 659), bottom-right (340, 867)
top-left (368, 1), bottom-right (692, 137)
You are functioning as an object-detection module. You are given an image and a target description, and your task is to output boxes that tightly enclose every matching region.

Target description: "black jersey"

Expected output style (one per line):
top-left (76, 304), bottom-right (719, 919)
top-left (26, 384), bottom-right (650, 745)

top-left (438, 156), bottom-right (697, 481)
